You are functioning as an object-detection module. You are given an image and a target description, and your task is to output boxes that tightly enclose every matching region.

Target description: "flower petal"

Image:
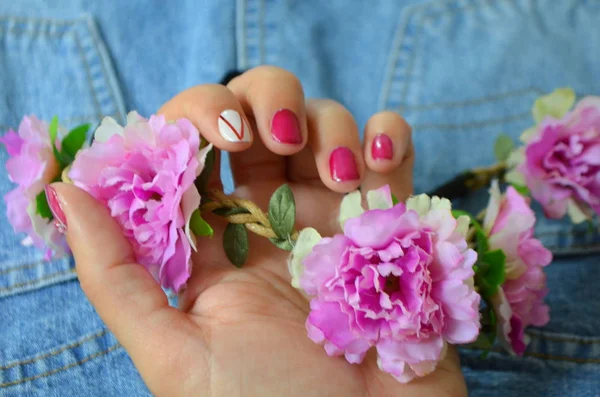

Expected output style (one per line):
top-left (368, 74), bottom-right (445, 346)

top-left (94, 116), bottom-right (125, 143)
top-left (300, 234), bottom-right (350, 295)
top-left (338, 190), bottom-right (364, 228)
top-left (367, 185), bottom-right (393, 210)
top-left (289, 227), bottom-right (322, 289)
top-left (306, 299), bottom-right (371, 364)
top-left (532, 87), bottom-right (575, 124)
top-left (343, 204), bottom-right (411, 249)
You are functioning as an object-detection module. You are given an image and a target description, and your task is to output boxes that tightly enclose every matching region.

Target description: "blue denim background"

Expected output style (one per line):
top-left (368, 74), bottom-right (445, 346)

top-left (0, 0), bottom-right (599, 395)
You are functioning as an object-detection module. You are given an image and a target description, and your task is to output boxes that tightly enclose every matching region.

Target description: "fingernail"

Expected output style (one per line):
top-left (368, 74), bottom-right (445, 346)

top-left (371, 134), bottom-right (394, 160)
top-left (218, 110), bottom-right (252, 142)
top-left (330, 147), bottom-right (359, 182)
top-left (271, 109), bottom-right (303, 144)
top-left (45, 185), bottom-right (67, 233)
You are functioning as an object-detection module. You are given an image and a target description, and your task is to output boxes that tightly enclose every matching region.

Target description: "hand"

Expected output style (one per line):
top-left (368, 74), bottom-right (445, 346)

top-left (53, 66), bottom-right (466, 397)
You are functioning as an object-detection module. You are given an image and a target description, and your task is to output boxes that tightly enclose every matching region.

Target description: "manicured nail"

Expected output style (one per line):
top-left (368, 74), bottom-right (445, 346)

top-left (45, 185), bottom-right (67, 233)
top-left (371, 134), bottom-right (394, 160)
top-left (218, 110), bottom-right (252, 143)
top-left (271, 109), bottom-right (303, 144)
top-left (329, 147), bottom-right (359, 182)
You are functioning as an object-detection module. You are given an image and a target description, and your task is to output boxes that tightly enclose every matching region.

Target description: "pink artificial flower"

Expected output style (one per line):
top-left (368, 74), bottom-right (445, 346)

top-left (507, 91), bottom-right (600, 223)
top-left (290, 187), bottom-right (480, 383)
top-left (484, 181), bottom-right (553, 355)
top-left (69, 112), bottom-right (211, 291)
top-left (0, 116), bottom-right (67, 259)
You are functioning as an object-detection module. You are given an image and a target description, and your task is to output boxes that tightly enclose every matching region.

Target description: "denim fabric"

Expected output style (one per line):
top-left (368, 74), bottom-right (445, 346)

top-left (0, 0), bottom-right (599, 396)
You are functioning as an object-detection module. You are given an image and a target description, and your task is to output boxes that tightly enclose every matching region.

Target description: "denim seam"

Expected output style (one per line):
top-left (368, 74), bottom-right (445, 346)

top-left (463, 346), bottom-right (600, 364)
top-left (0, 344), bottom-right (121, 388)
top-left (0, 329), bottom-right (109, 370)
top-left (0, 16), bottom-right (79, 26)
top-left (0, 16), bottom-right (104, 123)
top-left (411, 111), bottom-right (531, 131)
top-left (0, 269), bottom-right (75, 293)
top-left (73, 30), bottom-right (103, 121)
top-left (240, 0), bottom-right (261, 68)
top-left (84, 17), bottom-right (126, 123)
top-left (377, 2), bottom-right (425, 111)
top-left (528, 332), bottom-right (600, 345)
top-left (0, 261), bottom-right (54, 275)
top-left (236, 0), bottom-right (247, 69)
top-left (0, 116), bottom-right (101, 131)
top-left (399, 87), bottom-right (545, 111)
top-left (259, 0), bottom-right (265, 64)
top-left (399, 0), bottom-right (502, 110)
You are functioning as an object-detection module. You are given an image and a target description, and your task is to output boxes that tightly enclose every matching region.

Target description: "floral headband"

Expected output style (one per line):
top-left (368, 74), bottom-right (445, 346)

top-left (1, 88), bottom-right (598, 383)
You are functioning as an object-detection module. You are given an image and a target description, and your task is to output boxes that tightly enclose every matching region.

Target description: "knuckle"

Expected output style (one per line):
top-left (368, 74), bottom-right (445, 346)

top-left (251, 66), bottom-right (304, 92)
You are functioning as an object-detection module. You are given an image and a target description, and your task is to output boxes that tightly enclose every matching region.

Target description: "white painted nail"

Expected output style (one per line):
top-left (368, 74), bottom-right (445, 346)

top-left (218, 110), bottom-right (252, 143)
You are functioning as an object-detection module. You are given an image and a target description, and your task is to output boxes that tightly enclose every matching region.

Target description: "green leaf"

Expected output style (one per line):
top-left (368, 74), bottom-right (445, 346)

top-left (476, 249), bottom-right (506, 298)
top-left (532, 87), bottom-right (576, 124)
top-left (475, 229), bottom-right (489, 255)
top-left (510, 183), bottom-right (530, 196)
top-left (269, 237), bottom-right (295, 251)
top-left (493, 134), bottom-right (515, 163)
top-left (48, 116), bottom-right (69, 168)
top-left (61, 123), bottom-right (90, 162)
top-left (268, 184), bottom-right (296, 240)
top-left (223, 223), bottom-right (249, 268)
top-left (213, 207), bottom-right (250, 217)
top-left (35, 190), bottom-right (53, 220)
top-left (391, 193), bottom-right (399, 205)
top-left (194, 148), bottom-right (216, 194)
top-left (452, 210), bottom-right (489, 254)
top-left (49, 116), bottom-right (59, 145)
top-left (189, 210), bottom-right (214, 238)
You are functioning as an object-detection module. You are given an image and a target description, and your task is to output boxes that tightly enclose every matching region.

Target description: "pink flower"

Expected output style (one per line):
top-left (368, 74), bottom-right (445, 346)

top-left (69, 112), bottom-right (211, 291)
top-left (507, 90), bottom-right (600, 223)
top-left (0, 116), bottom-right (67, 259)
top-left (290, 187), bottom-right (480, 383)
top-left (484, 181), bottom-right (553, 355)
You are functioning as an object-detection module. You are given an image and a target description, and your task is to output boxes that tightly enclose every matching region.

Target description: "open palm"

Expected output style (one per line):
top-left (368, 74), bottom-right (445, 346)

top-left (56, 175), bottom-right (465, 397)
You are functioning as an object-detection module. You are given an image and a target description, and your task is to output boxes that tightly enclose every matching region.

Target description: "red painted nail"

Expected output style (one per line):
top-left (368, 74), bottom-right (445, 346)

top-left (45, 185), bottom-right (67, 233)
top-left (371, 134), bottom-right (394, 160)
top-left (329, 147), bottom-right (359, 182)
top-left (271, 109), bottom-right (303, 144)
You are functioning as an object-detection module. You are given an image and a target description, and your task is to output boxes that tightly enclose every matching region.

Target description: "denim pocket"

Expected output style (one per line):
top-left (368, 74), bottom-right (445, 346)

top-left (0, 14), bottom-right (126, 297)
top-left (381, 0), bottom-right (600, 254)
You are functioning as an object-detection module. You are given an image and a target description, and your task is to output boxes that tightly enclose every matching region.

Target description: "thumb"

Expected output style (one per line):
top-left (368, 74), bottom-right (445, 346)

top-left (46, 183), bottom-right (189, 366)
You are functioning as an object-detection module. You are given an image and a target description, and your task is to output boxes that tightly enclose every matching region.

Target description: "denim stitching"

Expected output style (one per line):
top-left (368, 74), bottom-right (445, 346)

top-left (0, 261), bottom-right (55, 276)
top-left (399, 0), bottom-right (501, 108)
top-left (378, 1), bottom-right (430, 111)
top-left (259, 0), bottom-right (265, 64)
top-left (84, 18), bottom-right (125, 122)
top-left (0, 330), bottom-right (108, 370)
top-left (463, 346), bottom-right (600, 364)
top-left (398, 11), bottom-right (425, 108)
top-left (73, 31), bottom-right (103, 121)
top-left (0, 16), bottom-right (105, 126)
top-left (411, 111), bottom-right (531, 130)
top-left (5, 27), bottom-right (70, 38)
top-left (527, 331), bottom-right (600, 345)
top-left (400, 87), bottom-right (544, 111)
top-left (236, 0), bottom-right (247, 69)
top-left (0, 269), bottom-right (76, 293)
top-left (0, 115), bottom-right (100, 131)
top-left (550, 245), bottom-right (600, 254)
top-left (0, 344), bottom-right (121, 388)
top-left (0, 16), bottom-right (78, 26)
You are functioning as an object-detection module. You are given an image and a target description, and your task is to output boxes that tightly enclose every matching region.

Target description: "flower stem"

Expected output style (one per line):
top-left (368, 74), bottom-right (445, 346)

top-left (201, 190), bottom-right (299, 241)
